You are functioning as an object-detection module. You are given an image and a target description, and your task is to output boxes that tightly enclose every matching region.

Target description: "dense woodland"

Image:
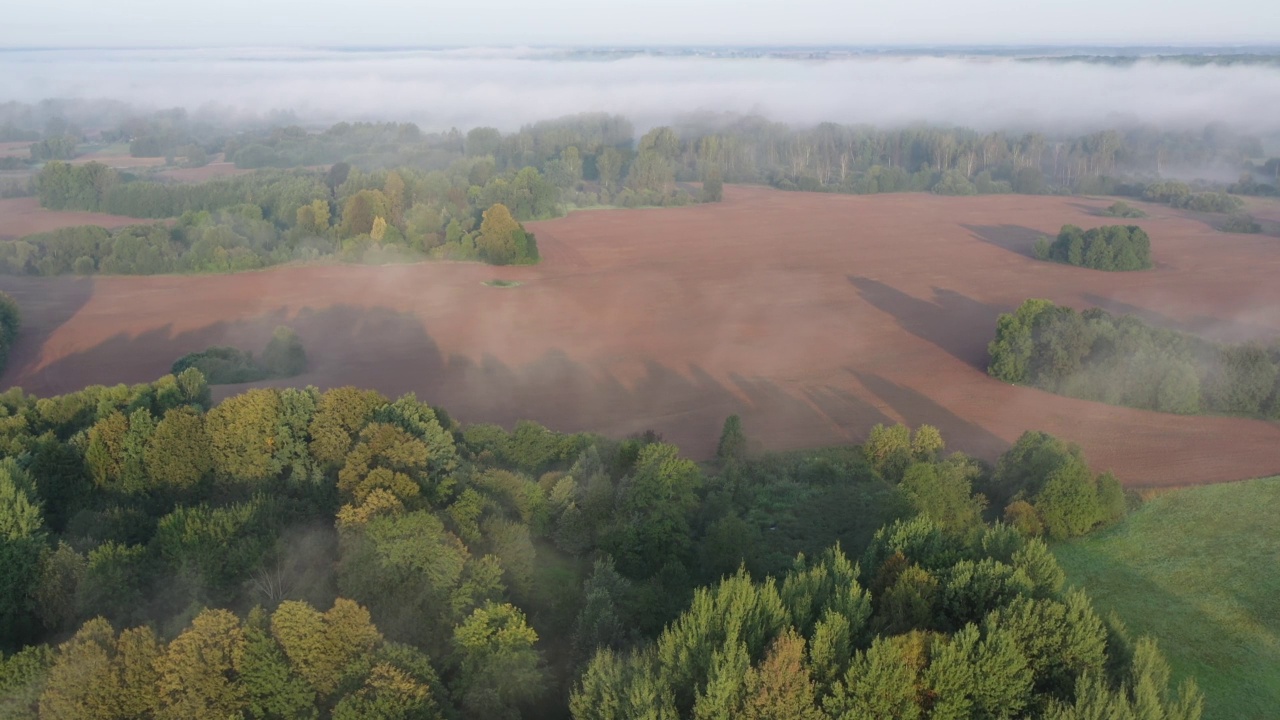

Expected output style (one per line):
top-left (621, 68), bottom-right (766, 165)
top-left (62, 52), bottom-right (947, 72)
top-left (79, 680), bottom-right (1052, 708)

top-left (989, 299), bottom-right (1280, 417)
top-left (0, 363), bottom-right (1201, 718)
top-left (1035, 225), bottom-right (1152, 271)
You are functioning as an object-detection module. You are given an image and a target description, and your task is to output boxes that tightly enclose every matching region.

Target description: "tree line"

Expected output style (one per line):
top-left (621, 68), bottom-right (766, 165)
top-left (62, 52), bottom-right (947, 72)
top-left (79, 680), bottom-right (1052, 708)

top-left (0, 292), bottom-right (18, 377)
top-left (989, 299), bottom-right (1280, 417)
top-left (11, 158), bottom-right (558, 274)
top-left (17, 110), bottom-right (1280, 226)
top-left (1034, 225), bottom-right (1152, 271)
top-left (0, 361), bottom-right (1191, 718)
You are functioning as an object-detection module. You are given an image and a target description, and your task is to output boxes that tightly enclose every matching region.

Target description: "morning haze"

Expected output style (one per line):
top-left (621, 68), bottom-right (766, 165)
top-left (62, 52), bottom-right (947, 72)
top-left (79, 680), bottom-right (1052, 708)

top-left (0, 3), bottom-right (1278, 720)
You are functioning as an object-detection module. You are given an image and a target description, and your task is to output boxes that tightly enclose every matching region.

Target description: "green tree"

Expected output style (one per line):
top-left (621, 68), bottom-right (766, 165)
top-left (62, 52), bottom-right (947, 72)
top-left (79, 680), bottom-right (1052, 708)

top-left (825, 635), bottom-right (921, 720)
top-left (0, 460), bottom-right (45, 646)
top-left (716, 414), bottom-right (747, 464)
top-left (260, 326), bottom-right (307, 378)
top-left (144, 406), bottom-right (211, 491)
top-left (988, 299), bottom-right (1056, 384)
top-left (240, 607), bottom-right (316, 720)
top-left (454, 602), bottom-right (543, 720)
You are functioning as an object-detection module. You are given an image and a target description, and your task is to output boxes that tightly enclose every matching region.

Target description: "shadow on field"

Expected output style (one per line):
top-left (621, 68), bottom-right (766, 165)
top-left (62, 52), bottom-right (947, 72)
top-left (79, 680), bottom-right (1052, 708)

top-left (1079, 293), bottom-right (1275, 344)
top-left (0, 275), bottom-right (95, 392)
top-left (852, 370), bottom-right (1009, 462)
top-left (13, 303), bottom-right (900, 460)
top-left (961, 223), bottom-right (1047, 258)
top-left (1055, 538), bottom-right (1272, 720)
top-left (848, 276), bottom-right (1006, 370)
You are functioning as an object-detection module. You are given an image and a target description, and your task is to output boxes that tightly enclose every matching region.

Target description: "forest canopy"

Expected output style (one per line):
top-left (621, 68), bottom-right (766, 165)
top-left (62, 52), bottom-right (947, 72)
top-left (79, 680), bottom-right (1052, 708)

top-left (0, 369), bottom-right (1195, 719)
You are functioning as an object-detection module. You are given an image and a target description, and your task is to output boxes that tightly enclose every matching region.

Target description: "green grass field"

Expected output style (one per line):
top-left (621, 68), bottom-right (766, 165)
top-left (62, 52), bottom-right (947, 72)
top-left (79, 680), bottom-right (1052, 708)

top-left (1053, 476), bottom-right (1280, 720)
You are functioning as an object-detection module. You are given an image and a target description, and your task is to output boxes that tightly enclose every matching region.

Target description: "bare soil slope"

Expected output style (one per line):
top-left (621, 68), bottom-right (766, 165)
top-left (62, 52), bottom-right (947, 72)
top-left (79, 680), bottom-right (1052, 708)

top-left (2, 187), bottom-right (1278, 485)
top-left (0, 196), bottom-right (159, 239)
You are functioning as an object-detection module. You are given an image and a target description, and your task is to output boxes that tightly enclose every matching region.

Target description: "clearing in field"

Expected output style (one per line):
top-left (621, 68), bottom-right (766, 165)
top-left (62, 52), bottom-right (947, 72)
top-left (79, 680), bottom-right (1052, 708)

top-left (1053, 476), bottom-right (1280, 720)
top-left (1, 186), bottom-right (1278, 485)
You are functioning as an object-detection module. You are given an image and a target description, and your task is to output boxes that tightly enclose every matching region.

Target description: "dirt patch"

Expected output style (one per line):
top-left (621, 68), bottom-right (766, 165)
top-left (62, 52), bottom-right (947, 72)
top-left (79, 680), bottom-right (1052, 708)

top-left (2, 186), bottom-right (1278, 486)
top-left (0, 197), bottom-right (160, 239)
top-left (0, 142), bottom-right (32, 159)
top-left (157, 157), bottom-right (253, 183)
top-left (70, 150), bottom-right (164, 169)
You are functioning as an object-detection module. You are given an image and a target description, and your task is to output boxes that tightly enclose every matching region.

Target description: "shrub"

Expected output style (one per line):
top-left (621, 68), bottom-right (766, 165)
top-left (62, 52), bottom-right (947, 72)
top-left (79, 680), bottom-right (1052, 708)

top-left (260, 326), bottom-right (307, 377)
top-left (173, 326), bottom-right (306, 385)
top-left (172, 346), bottom-right (267, 385)
top-left (1101, 201), bottom-right (1146, 218)
top-left (1222, 214), bottom-right (1262, 234)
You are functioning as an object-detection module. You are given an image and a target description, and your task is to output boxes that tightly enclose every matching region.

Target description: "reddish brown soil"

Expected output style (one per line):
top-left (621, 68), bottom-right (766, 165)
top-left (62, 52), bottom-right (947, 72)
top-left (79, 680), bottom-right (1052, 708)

top-left (0, 197), bottom-right (158, 239)
top-left (0, 142), bottom-right (32, 158)
top-left (70, 151), bottom-right (164, 169)
top-left (2, 187), bottom-right (1278, 486)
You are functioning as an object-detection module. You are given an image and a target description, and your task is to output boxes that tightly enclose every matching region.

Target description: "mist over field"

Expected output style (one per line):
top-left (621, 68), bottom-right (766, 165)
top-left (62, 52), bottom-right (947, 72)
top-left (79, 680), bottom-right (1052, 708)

top-left (4, 47), bottom-right (1280, 134)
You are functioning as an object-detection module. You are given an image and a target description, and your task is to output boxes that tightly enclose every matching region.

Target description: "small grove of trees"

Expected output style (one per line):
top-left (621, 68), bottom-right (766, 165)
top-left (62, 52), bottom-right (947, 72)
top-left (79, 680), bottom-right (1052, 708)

top-left (1035, 224), bottom-right (1152, 271)
top-left (980, 431), bottom-right (1127, 540)
top-left (0, 292), bottom-right (18, 376)
top-left (171, 326), bottom-right (307, 385)
top-left (1142, 182), bottom-right (1245, 213)
top-left (1101, 201), bottom-right (1146, 218)
top-left (28, 135), bottom-right (78, 162)
top-left (989, 299), bottom-right (1280, 417)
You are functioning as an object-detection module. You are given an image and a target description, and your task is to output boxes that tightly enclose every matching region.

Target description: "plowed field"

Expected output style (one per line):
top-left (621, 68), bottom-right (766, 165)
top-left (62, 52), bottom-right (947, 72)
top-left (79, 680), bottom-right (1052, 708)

top-left (2, 187), bottom-right (1278, 485)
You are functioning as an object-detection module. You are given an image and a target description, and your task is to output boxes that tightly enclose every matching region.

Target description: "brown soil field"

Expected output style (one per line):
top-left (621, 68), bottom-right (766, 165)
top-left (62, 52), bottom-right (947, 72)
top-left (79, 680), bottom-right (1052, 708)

top-left (2, 186), bottom-right (1278, 486)
top-left (156, 159), bottom-right (253, 183)
top-left (0, 141), bottom-right (32, 158)
top-left (70, 150), bottom-right (164, 169)
top-left (0, 197), bottom-right (158, 239)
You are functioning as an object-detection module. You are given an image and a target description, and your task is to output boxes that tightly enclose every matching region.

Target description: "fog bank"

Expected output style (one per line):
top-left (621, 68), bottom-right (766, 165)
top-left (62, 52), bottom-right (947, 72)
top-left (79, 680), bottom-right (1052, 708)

top-left (2, 47), bottom-right (1279, 135)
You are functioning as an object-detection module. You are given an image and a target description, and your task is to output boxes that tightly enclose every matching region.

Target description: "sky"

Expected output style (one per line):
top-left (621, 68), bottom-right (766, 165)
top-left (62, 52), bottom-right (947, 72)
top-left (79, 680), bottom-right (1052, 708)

top-left (2, 0), bottom-right (1277, 48)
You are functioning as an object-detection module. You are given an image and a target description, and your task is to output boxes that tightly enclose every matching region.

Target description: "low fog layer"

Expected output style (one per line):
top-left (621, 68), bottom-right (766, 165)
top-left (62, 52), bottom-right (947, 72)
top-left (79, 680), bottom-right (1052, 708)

top-left (3, 47), bottom-right (1280, 134)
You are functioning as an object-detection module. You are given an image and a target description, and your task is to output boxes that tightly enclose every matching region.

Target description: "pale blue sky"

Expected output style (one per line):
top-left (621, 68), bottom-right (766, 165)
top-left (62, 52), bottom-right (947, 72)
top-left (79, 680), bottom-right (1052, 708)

top-left (2, 0), bottom-right (1277, 47)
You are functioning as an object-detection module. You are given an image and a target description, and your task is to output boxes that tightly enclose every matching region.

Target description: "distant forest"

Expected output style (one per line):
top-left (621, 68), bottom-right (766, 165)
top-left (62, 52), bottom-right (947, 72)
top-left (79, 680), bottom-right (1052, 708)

top-left (0, 101), bottom-right (1277, 276)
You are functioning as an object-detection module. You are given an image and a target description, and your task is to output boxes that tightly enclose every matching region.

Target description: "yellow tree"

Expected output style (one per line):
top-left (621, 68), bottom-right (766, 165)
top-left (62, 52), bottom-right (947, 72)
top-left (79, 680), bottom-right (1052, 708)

top-left (383, 171), bottom-right (406, 225)
top-left (337, 422), bottom-right (430, 506)
top-left (740, 629), bottom-right (825, 720)
top-left (308, 387), bottom-right (388, 467)
top-left (39, 619), bottom-right (162, 720)
top-left (205, 388), bottom-right (281, 484)
top-left (271, 599), bottom-right (382, 699)
top-left (340, 190), bottom-right (391, 238)
top-left (156, 609), bottom-right (247, 719)
top-left (371, 216), bottom-right (388, 242)
top-left (478, 203), bottom-right (521, 265)
top-left (144, 406), bottom-right (211, 490)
